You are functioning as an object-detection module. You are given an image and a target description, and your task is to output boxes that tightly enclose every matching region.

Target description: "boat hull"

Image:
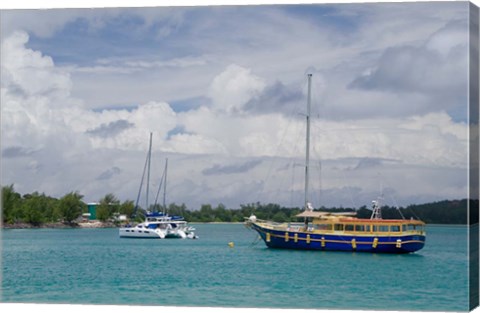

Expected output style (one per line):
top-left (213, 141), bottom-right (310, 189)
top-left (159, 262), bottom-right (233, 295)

top-left (119, 227), bottom-right (166, 239)
top-left (250, 222), bottom-right (425, 254)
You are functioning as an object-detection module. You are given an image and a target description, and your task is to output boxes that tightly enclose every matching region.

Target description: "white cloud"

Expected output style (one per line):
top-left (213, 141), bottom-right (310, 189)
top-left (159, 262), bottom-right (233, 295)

top-left (348, 18), bottom-right (468, 114)
top-left (208, 64), bottom-right (266, 113)
top-left (1, 31), bottom-right (71, 98)
top-left (0, 4), bottom-right (472, 209)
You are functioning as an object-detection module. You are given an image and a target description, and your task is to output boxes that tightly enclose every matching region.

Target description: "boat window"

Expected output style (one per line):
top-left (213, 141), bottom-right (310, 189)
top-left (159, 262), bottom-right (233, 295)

top-left (318, 224), bottom-right (332, 231)
top-left (334, 224), bottom-right (344, 231)
top-left (412, 224), bottom-right (424, 232)
top-left (373, 225), bottom-right (389, 232)
top-left (355, 225), bottom-right (365, 232)
top-left (407, 224), bottom-right (419, 231)
top-left (345, 225), bottom-right (354, 231)
top-left (391, 225), bottom-right (401, 232)
top-left (402, 225), bottom-right (407, 232)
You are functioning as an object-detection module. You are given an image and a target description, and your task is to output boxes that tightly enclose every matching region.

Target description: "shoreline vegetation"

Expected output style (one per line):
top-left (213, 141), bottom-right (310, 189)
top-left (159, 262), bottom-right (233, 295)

top-left (1, 221), bottom-right (243, 229)
top-left (1, 185), bottom-right (478, 229)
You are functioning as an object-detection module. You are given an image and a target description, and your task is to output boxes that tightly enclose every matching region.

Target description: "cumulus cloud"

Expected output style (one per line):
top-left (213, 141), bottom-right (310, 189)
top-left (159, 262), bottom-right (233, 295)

top-left (1, 31), bottom-right (180, 201)
top-left (244, 80), bottom-right (303, 115)
top-left (1, 31), bottom-right (71, 99)
top-left (348, 19), bottom-right (468, 109)
top-left (208, 64), bottom-right (266, 113)
top-left (310, 111), bottom-right (468, 168)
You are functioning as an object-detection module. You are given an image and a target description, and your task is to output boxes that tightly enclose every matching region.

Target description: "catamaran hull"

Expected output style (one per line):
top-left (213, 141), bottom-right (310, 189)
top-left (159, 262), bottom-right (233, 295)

top-left (165, 230), bottom-right (187, 238)
top-left (119, 228), bottom-right (166, 239)
top-left (119, 227), bottom-right (195, 239)
top-left (250, 223), bottom-right (425, 254)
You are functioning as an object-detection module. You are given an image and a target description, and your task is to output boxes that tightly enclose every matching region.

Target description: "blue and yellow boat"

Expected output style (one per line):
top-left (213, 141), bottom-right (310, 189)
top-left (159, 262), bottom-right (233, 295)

top-left (246, 202), bottom-right (426, 254)
top-left (245, 74), bottom-right (426, 254)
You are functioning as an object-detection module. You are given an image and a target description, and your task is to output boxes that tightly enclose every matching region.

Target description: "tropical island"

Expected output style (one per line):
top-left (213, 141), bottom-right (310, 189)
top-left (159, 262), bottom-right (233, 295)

top-left (1, 185), bottom-right (477, 229)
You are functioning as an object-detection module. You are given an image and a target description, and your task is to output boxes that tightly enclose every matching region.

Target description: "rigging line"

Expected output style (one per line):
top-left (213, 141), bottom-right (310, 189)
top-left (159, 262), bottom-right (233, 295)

top-left (385, 189), bottom-right (405, 219)
top-left (397, 205), bottom-right (406, 220)
top-left (290, 158), bottom-right (297, 208)
top-left (254, 99), bottom-right (303, 205)
top-left (250, 235), bottom-right (262, 247)
top-left (314, 160), bottom-right (322, 208)
top-left (285, 106), bottom-right (310, 206)
top-left (408, 205), bottom-right (421, 220)
top-left (281, 125), bottom-right (305, 207)
top-left (309, 121), bottom-right (322, 208)
top-left (340, 170), bottom-right (357, 209)
top-left (378, 176), bottom-right (406, 220)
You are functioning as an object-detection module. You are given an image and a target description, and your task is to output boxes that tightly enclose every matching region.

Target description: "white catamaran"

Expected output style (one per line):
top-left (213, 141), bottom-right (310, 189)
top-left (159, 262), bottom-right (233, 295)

top-left (119, 133), bottom-right (197, 239)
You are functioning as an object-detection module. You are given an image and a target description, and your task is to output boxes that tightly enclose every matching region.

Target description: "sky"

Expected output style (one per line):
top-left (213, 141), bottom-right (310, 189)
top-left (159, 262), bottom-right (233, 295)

top-left (0, 0), bottom-right (476, 210)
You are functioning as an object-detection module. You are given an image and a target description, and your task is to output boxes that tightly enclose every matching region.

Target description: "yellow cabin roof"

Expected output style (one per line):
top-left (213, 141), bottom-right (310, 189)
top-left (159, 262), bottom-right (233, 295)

top-left (295, 211), bottom-right (425, 225)
top-left (296, 211), bottom-right (357, 218)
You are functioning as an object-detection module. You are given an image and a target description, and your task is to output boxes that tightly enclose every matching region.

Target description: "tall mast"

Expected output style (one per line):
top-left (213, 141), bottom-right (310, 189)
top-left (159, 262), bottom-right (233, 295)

top-left (146, 132), bottom-right (153, 211)
top-left (304, 74), bottom-right (312, 211)
top-left (163, 158), bottom-right (168, 214)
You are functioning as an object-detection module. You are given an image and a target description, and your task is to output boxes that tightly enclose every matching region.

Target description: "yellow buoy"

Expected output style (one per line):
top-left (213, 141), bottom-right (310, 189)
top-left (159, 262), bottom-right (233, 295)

top-left (228, 242), bottom-right (234, 248)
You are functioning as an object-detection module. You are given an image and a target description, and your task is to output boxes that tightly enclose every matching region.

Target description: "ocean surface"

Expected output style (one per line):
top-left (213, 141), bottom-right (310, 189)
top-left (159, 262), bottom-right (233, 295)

top-left (0, 224), bottom-right (470, 311)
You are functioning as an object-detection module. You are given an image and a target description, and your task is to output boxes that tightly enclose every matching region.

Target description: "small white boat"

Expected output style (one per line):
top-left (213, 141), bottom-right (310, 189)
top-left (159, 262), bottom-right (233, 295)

top-left (119, 212), bottom-right (197, 239)
top-left (119, 133), bottom-right (197, 239)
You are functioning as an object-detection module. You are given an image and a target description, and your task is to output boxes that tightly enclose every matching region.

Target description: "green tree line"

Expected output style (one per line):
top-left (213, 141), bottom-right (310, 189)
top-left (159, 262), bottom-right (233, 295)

top-left (1, 185), bottom-right (478, 226)
top-left (1, 185), bottom-right (134, 226)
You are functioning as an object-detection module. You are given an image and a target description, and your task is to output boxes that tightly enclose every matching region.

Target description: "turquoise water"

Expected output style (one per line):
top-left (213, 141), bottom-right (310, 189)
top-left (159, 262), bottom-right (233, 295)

top-left (1, 224), bottom-right (470, 311)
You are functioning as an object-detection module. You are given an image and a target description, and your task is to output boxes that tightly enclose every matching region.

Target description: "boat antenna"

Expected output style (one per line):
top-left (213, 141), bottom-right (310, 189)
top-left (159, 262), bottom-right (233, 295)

top-left (304, 73), bottom-right (312, 212)
top-left (146, 132), bottom-right (153, 212)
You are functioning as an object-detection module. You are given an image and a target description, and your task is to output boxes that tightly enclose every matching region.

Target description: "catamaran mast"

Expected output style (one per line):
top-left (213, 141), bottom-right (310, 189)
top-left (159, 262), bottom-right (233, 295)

top-left (304, 74), bottom-right (312, 211)
top-left (146, 132), bottom-right (153, 211)
top-left (163, 158), bottom-right (168, 214)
